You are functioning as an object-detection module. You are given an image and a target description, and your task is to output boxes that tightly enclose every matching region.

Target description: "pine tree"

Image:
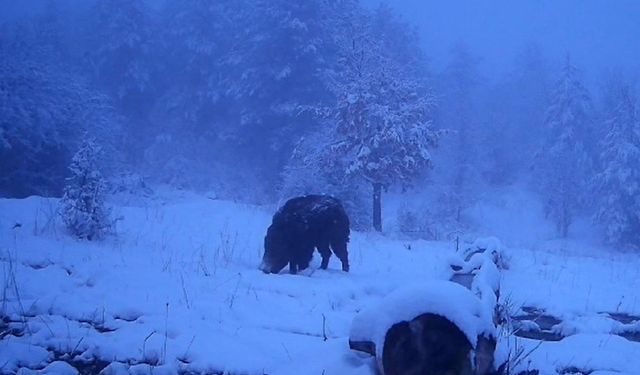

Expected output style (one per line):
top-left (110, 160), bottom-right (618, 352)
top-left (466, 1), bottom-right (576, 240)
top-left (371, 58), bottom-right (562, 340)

top-left (60, 138), bottom-right (112, 240)
top-left (536, 57), bottom-right (594, 237)
top-left (593, 83), bottom-right (640, 246)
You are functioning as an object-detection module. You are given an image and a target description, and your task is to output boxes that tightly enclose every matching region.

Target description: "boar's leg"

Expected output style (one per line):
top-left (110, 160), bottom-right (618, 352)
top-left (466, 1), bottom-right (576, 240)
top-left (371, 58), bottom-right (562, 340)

top-left (317, 242), bottom-right (332, 270)
top-left (290, 244), bottom-right (314, 274)
top-left (300, 243), bottom-right (315, 271)
top-left (288, 260), bottom-right (298, 274)
top-left (331, 241), bottom-right (349, 272)
top-left (298, 260), bottom-right (310, 271)
top-left (298, 248), bottom-right (314, 271)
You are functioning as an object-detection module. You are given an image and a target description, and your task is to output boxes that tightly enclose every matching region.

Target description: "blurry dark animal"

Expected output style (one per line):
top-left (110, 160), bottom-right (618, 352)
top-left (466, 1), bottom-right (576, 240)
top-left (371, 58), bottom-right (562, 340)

top-left (382, 313), bottom-right (475, 375)
top-left (260, 195), bottom-right (350, 274)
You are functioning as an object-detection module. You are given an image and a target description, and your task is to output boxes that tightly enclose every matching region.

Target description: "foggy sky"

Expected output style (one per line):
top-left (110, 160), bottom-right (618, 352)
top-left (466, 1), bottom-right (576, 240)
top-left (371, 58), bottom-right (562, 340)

top-left (3, 0), bottom-right (638, 85)
top-left (369, 0), bottom-right (640, 85)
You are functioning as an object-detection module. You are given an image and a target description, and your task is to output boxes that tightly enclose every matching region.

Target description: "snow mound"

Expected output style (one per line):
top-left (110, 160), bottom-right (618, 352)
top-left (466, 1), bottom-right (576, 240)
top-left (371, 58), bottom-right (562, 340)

top-left (463, 236), bottom-right (508, 270)
top-left (470, 237), bottom-right (502, 254)
top-left (451, 236), bottom-right (502, 313)
top-left (350, 280), bottom-right (495, 360)
top-left (472, 258), bottom-right (500, 316)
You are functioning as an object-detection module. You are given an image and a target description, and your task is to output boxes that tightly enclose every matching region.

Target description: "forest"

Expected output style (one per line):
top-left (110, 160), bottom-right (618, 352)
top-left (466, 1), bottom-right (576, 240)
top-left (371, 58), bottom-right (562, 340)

top-left (2, 1), bottom-right (640, 375)
top-left (2, 0), bottom-right (639, 247)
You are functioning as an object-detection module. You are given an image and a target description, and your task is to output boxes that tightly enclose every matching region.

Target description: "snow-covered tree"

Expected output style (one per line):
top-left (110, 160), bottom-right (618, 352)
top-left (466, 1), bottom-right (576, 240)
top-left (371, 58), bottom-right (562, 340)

top-left (143, 0), bottom-right (441, 199)
top-left (152, 0), bottom-right (355, 193)
top-left (536, 57), bottom-right (594, 237)
top-left (86, 0), bottom-right (154, 106)
top-left (593, 83), bottom-right (640, 246)
top-left (217, 0), bottom-right (339, 187)
top-left (323, 6), bottom-right (438, 231)
top-left (84, 0), bottom-right (156, 162)
top-left (159, 0), bottom-right (233, 123)
top-left (60, 138), bottom-right (112, 241)
top-left (0, 26), bottom-right (119, 197)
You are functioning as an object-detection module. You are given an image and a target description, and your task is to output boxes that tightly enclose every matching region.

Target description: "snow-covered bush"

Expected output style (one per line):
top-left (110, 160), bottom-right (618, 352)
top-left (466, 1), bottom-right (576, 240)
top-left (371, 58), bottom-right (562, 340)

top-left (60, 138), bottom-right (112, 240)
top-left (463, 237), bottom-right (510, 270)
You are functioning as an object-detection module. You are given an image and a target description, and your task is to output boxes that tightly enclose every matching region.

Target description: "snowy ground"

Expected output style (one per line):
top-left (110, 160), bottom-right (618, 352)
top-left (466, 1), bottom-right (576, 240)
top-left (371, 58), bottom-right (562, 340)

top-left (496, 241), bottom-right (640, 375)
top-left (1, 192), bottom-right (639, 374)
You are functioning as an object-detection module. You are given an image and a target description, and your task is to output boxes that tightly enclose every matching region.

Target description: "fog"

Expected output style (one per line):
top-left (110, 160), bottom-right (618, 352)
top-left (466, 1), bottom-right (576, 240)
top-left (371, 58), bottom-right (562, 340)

top-left (1, 0), bottom-right (639, 246)
top-left (377, 0), bottom-right (640, 85)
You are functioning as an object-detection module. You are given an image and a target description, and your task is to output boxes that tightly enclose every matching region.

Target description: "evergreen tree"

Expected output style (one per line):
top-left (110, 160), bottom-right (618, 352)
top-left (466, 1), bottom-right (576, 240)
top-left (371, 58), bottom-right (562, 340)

top-left (61, 138), bottom-right (112, 240)
top-left (159, 0), bottom-right (233, 124)
top-left (593, 83), bottom-right (640, 246)
top-left (0, 26), bottom-right (119, 197)
top-left (536, 57), bottom-right (594, 237)
top-left (139, 0), bottom-right (240, 188)
top-left (155, 0), bottom-right (328, 189)
top-left (217, 0), bottom-right (338, 187)
top-left (86, 0), bottom-right (155, 107)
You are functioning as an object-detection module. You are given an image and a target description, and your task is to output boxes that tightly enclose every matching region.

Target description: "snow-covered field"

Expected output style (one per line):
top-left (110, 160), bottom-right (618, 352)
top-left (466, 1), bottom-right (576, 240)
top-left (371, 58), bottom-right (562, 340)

top-left (1, 192), bottom-right (639, 375)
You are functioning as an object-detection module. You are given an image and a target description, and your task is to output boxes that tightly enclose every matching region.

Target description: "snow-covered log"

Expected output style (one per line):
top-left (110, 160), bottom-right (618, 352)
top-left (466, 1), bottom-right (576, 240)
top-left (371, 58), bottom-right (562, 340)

top-left (349, 281), bottom-right (497, 375)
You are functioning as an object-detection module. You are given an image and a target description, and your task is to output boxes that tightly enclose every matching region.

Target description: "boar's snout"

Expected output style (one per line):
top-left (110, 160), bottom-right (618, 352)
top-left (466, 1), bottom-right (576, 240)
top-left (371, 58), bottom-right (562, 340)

top-left (259, 260), bottom-right (272, 274)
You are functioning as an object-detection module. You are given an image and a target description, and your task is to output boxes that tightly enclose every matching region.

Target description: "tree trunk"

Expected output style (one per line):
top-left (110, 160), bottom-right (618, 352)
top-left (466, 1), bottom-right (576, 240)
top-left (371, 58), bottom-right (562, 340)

top-left (373, 182), bottom-right (382, 232)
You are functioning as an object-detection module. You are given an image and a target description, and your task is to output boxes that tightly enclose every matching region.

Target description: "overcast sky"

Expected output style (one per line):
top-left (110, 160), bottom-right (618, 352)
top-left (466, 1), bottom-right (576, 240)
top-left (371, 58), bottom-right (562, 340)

top-left (369, 0), bottom-right (640, 84)
top-left (3, 0), bottom-right (638, 86)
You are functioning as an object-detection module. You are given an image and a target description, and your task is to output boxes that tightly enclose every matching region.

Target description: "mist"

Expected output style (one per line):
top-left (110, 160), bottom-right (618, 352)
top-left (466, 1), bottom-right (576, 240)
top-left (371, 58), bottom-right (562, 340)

top-left (377, 0), bottom-right (640, 84)
top-left (1, 0), bottom-right (639, 244)
top-left (3, 2), bottom-right (640, 374)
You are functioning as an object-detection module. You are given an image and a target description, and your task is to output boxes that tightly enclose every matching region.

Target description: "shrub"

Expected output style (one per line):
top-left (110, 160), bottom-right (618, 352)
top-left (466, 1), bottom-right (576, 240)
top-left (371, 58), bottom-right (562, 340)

top-left (60, 138), bottom-right (112, 240)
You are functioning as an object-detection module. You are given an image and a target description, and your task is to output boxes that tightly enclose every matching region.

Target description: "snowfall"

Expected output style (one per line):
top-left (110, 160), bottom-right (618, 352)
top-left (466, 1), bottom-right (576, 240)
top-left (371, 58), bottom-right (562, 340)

top-left (1, 188), bottom-right (639, 375)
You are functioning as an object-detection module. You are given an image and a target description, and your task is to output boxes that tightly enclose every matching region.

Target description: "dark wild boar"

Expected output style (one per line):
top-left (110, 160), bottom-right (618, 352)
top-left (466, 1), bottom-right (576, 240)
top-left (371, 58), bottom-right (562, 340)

top-left (260, 195), bottom-right (350, 274)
